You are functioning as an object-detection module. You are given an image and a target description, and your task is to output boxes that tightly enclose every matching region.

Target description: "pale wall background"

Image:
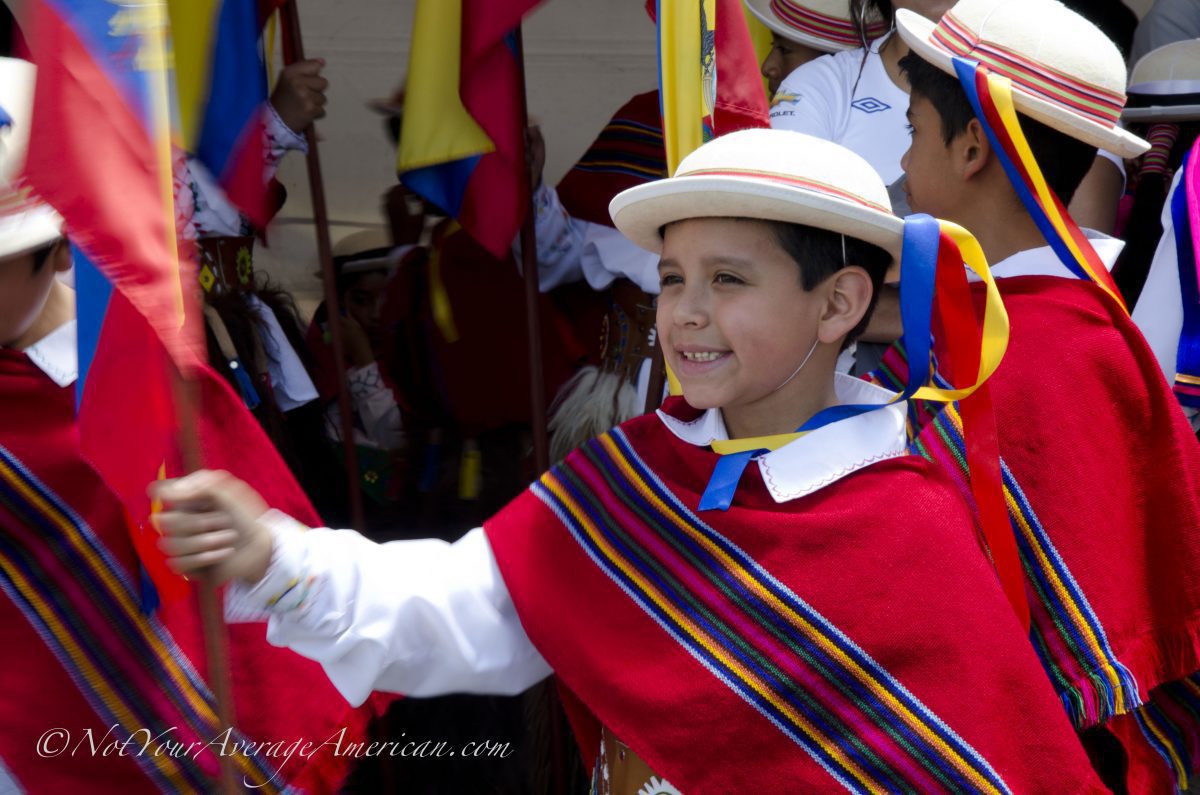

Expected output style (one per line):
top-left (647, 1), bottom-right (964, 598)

top-left (260, 0), bottom-right (657, 307)
top-left (261, 0), bottom-right (1153, 308)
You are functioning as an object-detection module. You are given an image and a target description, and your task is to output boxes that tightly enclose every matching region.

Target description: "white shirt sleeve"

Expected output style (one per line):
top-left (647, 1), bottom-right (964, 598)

top-left (527, 182), bottom-right (588, 291)
top-left (224, 512), bottom-right (553, 705)
top-left (1132, 170), bottom-right (1185, 382)
top-left (345, 361), bottom-right (404, 451)
top-left (769, 52), bottom-right (846, 140)
top-left (1130, 171), bottom-right (1200, 430)
top-left (522, 182), bottom-right (661, 295)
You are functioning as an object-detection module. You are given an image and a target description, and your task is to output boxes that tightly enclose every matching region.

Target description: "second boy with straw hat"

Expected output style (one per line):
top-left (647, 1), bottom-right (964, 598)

top-left (892, 0), bottom-right (1200, 789)
top-left (152, 128), bottom-right (1104, 793)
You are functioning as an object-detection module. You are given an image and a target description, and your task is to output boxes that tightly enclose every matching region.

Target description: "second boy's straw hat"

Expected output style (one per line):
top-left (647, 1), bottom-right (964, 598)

top-left (895, 0), bottom-right (1150, 158)
top-left (1124, 39), bottom-right (1200, 123)
top-left (609, 128), bottom-right (903, 259)
top-left (743, 0), bottom-right (886, 52)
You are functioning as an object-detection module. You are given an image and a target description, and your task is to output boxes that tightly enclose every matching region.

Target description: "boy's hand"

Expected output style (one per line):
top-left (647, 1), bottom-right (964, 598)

top-left (150, 470), bottom-right (275, 586)
top-left (271, 59), bottom-right (329, 133)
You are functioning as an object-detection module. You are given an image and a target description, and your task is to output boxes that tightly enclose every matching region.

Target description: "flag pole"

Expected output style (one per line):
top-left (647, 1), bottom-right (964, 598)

top-left (514, 26), bottom-right (550, 476)
top-left (513, 26), bottom-right (564, 792)
top-left (278, 0), bottom-right (366, 531)
top-left (143, 6), bottom-right (239, 789)
top-left (170, 372), bottom-right (240, 795)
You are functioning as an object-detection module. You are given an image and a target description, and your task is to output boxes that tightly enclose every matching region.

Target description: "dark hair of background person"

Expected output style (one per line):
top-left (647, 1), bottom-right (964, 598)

top-left (849, 0), bottom-right (1135, 57)
top-left (900, 51), bottom-right (1098, 205)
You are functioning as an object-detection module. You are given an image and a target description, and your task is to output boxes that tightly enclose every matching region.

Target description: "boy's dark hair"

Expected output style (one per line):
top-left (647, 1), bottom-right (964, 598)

top-left (30, 239), bottom-right (63, 273)
top-left (899, 52), bottom-right (1098, 205)
top-left (766, 219), bottom-right (891, 346)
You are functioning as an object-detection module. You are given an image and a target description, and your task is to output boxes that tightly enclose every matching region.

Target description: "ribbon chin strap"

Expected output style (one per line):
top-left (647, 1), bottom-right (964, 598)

top-left (697, 215), bottom-right (1029, 629)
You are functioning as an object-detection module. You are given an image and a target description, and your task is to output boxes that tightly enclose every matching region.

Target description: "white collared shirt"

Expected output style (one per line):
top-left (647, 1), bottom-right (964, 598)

top-left (19, 319), bottom-right (78, 387)
top-left (226, 377), bottom-right (911, 705)
top-left (966, 229), bottom-right (1125, 283)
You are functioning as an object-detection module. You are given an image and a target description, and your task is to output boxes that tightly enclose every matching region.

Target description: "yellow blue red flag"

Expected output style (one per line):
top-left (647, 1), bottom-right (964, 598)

top-left (656, 0), bottom-right (770, 174)
top-left (397, 0), bottom-right (544, 258)
top-left (167, 0), bottom-right (270, 226)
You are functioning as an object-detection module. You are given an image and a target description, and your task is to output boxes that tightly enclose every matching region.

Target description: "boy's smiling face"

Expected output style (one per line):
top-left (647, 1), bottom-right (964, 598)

top-left (656, 218), bottom-right (836, 430)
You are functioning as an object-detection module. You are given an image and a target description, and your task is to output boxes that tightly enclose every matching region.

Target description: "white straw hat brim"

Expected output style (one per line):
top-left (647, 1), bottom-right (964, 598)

top-left (0, 203), bottom-right (64, 259)
top-left (610, 175), bottom-right (904, 259)
top-left (896, 9), bottom-right (1149, 159)
top-left (743, 0), bottom-right (856, 53)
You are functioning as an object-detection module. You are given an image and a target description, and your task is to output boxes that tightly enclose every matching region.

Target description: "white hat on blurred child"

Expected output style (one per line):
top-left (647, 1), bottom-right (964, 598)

top-left (1124, 39), bottom-right (1200, 123)
top-left (0, 57), bottom-right (64, 259)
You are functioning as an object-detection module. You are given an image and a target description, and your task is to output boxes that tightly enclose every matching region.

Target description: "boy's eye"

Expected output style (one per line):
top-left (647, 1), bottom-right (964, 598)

top-left (905, 122), bottom-right (915, 136)
top-left (714, 272), bottom-right (744, 286)
top-left (659, 273), bottom-right (683, 288)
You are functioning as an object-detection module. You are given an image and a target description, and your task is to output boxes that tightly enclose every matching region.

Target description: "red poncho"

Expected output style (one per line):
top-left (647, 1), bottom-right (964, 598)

top-left (0, 347), bottom-right (383, 794)
top-left (485, 402), bottom-right (1105, 793)
top-left (879, 275), bottom-right (1200, 790)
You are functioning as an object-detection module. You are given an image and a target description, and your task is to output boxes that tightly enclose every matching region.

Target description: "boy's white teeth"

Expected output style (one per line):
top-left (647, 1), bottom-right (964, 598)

top-left (682, 351), bottom-right (722, 362)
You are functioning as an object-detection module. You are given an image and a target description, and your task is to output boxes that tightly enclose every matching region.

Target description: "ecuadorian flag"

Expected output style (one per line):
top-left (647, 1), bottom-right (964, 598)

top-left (167, 0), bottom-right (269, 226)
top-left (657, 0), bottom-right (769, 174)
top-left (398, 0), bottom-right (542, 259)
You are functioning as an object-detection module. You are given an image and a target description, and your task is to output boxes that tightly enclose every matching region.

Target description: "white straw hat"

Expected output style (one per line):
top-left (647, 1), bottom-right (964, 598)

top-left (743, 0), bottom-right (887, 53)
top-left (1124, 39), bottom-right (1200, 123)
top-left (0, 58), bottom-right (64, 259)
top-left (609, 128), bottom-right (903, 260)
top-left (895, 0), bottom-right (1149, 158)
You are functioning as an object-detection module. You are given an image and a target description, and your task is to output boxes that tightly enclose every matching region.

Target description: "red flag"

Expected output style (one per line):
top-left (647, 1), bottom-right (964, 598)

top-left (455, 0), bottom-right (546, 257)
top-left (714, 0), bottom-right (771, 134)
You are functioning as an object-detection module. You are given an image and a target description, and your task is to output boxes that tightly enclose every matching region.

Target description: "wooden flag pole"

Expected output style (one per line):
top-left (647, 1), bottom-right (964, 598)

top-left (514, 27), bottom-right (550, 476)
top-left (170, 370), bottom-right (240, 795)
top-left (514, 26), bottom-right (565, 793)
top-left (279, 0), bottom-right (366, 531)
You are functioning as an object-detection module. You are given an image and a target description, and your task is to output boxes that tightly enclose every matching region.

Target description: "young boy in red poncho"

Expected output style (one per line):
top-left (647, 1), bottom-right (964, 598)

top-left (886, 0), bottom-right (1200, 789)
top-left (0, 58), bottom-right (380, 793)
top-left (155, 127), bottom-right (1109, 794)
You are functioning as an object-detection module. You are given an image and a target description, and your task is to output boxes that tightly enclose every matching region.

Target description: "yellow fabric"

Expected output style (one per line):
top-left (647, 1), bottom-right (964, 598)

top-left (396, 0), bottom-right (494, 173)
top-left (165, 0), bottom-right (222, 150)
top-left (659, 0), bottom-right (706, 175)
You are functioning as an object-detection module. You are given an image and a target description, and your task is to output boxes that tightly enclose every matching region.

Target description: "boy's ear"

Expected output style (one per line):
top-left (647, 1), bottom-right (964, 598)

top-left (817, 266), bottom-right (872, 345)
top-left (959, 118), bottom-right (993, 181)
top-left (51, 240), bottom-right (72, 273)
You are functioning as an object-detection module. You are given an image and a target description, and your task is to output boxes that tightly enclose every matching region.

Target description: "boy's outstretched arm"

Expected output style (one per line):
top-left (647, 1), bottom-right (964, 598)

top-left (150, 472), bottom-right (552, 705)
top-left (152, 470), bottom-right (275, 584)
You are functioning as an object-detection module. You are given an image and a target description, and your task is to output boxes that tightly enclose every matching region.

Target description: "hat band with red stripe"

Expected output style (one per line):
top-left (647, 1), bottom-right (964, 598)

top-left (929, 11), bottom-right (1125, 127)
top-left (769, 0), bottom-right (887, 47)
top-left (682, 166), bottom-right (893, 213)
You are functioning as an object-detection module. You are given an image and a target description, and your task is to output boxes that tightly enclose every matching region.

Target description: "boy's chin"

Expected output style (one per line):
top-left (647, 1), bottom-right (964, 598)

top-left (678, 387), bottom-right (723, 411)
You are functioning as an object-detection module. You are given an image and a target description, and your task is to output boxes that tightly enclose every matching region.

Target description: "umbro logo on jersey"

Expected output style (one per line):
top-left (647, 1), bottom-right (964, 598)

top-left (851, 97), bottom-right (891, 114)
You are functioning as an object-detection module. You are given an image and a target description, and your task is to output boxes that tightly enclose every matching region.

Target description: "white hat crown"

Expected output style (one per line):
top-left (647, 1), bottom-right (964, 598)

top-left (610, 128), bottom-right (903, 259)
top-left (897, 0), bottom-right (1149, 157)
top-left (674, 128), bottom-right (892, 211)
top-left (1125, 40), bottom-right (1200, 121)
top-left (0, 57), bottom-right (65, 259)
